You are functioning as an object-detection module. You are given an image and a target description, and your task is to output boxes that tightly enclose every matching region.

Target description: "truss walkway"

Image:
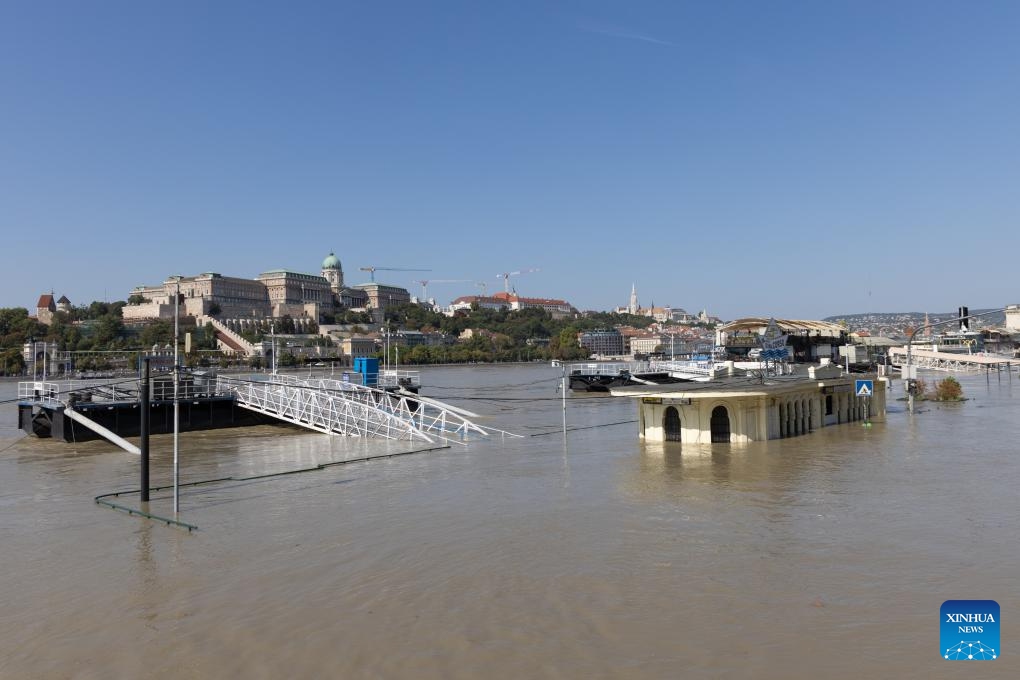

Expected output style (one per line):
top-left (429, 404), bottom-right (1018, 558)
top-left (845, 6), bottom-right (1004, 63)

top-left (888, 346), bottom-right (1016, 374)
top-left (647, 359), bottom-right (720, 381)
top-left (220, 374), bottom-right (491, 445)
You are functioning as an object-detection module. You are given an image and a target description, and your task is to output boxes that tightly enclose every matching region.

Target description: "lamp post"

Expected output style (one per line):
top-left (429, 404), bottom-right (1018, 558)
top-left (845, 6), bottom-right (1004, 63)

top-left (271, 322), bottom-right (277, 375)
top-left (905, 307), bottom-right (1005, 414)
top-left (551, 359), bottom-right (567, 435)
top-left (172, 276), bottom-right (181, 515)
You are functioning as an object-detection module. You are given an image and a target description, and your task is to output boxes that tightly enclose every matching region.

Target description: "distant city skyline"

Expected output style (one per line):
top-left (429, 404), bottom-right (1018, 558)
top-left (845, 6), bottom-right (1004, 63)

top-left (3, 2), bottom-right (1019, 319)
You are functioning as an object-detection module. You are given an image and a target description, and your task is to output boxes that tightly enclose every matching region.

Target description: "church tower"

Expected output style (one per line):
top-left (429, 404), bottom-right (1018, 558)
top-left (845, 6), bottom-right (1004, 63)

top-left (628, 283), bottom-right (638, 315)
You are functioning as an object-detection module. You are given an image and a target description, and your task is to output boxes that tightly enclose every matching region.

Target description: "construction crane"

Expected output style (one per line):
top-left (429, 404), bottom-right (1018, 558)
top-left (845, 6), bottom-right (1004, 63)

top-left (359, 266), bottom-right (430, 283)
top-left (496, 268), bottom-right (539, 293)
top-left (412, 279), bottom-right (471, 300)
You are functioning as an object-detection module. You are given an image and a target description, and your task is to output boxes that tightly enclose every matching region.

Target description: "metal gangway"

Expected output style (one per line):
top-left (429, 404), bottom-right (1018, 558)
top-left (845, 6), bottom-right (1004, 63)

top-left (220, 374), bottom-right (491, 445)
top-left (647, 359), bottom-right (720, 382)
top-left (887, 346), bottom-right (1015, 374)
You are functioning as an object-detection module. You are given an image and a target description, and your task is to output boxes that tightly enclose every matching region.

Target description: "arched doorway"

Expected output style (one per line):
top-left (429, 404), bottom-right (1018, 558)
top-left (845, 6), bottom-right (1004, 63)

top-left (710, 405), bottom-right (731, 443)
top-left (663, 406), bottom-right (681, 442)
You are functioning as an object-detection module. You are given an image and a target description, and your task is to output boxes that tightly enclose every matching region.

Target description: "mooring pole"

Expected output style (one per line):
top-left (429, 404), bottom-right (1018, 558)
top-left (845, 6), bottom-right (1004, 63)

top-left (140, 356), bottom-right (150, 503)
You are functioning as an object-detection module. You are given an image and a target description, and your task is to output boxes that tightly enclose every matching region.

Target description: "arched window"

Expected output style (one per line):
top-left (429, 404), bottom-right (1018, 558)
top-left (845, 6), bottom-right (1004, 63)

top-left (710, 405), bottom-right (731, 443)
top-left (663, 406), bottom-right (682, 442)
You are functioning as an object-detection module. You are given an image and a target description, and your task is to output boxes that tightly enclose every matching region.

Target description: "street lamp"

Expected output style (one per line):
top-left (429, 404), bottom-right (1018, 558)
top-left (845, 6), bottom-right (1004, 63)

top-left (551, 359), bottom-right (567, 435)
top-left (170, 275), bottom-right (182, 515)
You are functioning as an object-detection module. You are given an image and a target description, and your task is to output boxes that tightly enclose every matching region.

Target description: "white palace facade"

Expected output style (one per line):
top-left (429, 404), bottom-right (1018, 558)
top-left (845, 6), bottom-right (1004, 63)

top-left (121, 253), bottom-right (403, 323)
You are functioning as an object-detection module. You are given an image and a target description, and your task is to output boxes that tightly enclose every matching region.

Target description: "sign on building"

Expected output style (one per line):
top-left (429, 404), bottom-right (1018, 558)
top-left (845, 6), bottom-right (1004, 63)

top-left (761, 318), bottom-right (788, 351)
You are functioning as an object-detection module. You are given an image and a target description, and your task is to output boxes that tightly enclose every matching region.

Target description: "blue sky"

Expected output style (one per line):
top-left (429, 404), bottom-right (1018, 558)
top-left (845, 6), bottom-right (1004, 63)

top-left (2, 1), bottom-right (1018, 319)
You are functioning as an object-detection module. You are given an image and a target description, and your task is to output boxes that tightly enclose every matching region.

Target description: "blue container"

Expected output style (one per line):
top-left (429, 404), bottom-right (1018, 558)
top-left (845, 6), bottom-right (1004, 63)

top-left (353, 357), bottom-right (379, 386)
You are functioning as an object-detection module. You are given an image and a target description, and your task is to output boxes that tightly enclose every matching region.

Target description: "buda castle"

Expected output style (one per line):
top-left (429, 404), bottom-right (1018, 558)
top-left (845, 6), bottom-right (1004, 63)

top-left (122, 253), bottom-right (410, 323)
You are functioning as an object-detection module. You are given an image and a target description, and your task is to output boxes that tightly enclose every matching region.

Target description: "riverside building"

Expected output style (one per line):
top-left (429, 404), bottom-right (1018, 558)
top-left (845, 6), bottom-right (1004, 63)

top-left (612, 361), bottom-right (887, 444)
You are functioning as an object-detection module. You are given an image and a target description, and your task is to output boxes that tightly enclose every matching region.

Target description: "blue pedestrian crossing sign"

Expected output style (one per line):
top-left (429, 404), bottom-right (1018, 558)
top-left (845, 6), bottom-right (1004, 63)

top-left (855, 379), bottom-right (874, 397)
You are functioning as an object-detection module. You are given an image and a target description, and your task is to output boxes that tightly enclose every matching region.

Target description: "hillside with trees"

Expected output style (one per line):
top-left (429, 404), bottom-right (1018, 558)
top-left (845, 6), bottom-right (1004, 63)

top-left (1, 297), bottom-right (713, 375)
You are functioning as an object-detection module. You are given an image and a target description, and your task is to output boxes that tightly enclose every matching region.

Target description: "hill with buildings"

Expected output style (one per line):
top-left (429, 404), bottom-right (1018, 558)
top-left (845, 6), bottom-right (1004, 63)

top-left (823, 309), bottom-right (1005, 336)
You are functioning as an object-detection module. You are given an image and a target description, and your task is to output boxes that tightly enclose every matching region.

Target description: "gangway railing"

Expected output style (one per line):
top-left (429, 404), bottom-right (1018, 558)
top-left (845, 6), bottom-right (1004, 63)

top-left (220, 375), bottom-right (491, 444)
top-left (18, 375), bottom-right (498, 446)
top-left (887, 346), bottom-right (1014, 373)
top-left (18, 381), bottom-right (62, 406)
top-left (378, 369), bottom-right (421, 389)
top-left (647, 359), bottom-right (720, 380)
top-left (19, 377), bottom-right (229, 405)
top-left (566, 362), bottom-right (647, 377)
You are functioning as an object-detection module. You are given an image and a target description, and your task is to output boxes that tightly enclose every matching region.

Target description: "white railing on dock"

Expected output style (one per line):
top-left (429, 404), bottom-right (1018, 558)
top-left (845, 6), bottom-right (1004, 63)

top-left (221, 374), bottom-right (489, 444)
top-left (566, 362), bottom-right (647, 377)
top-left (647, 359), bottom-right (720, 379)
top-left (377, 369), bottom-right (421, 389)
top-left (18, 376), bottom-right (234, 405)
top-left (18, 381), bottom-right (62, 406)
top-left (565, 360), bottom-right (722, 380)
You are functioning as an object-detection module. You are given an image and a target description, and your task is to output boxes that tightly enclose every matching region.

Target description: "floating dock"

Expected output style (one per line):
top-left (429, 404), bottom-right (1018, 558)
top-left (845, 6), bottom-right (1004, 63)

top-left (16, 368), bottom-right (494, 449)
top-left (18, 376), bottom-right (266, 443)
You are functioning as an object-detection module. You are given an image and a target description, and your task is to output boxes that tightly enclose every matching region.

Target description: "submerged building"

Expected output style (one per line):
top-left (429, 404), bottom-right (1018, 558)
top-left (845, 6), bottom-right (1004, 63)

top-left (612, 361), bottom-right (887, 444)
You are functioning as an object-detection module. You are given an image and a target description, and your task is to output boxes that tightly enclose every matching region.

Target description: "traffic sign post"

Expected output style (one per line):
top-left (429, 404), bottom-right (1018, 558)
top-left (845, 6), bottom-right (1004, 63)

top-left (855, 379), bottom-right (874, 425)
top-left (855, 380), bottom-right (873, 397)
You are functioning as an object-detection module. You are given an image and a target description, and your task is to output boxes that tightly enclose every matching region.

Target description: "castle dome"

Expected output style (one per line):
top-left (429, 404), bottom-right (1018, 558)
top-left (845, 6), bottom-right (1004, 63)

top-left (322, 252), bottom-right (342, 270)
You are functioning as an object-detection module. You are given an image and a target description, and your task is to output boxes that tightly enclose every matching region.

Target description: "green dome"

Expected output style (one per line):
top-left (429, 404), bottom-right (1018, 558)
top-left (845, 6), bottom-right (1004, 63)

top-left (322, 252), bottom-right (342, 270)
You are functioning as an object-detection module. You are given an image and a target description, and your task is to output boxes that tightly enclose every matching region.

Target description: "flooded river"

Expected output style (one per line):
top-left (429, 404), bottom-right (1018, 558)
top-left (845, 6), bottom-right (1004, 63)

top-left (1, 365), bottom-right (1018, 678)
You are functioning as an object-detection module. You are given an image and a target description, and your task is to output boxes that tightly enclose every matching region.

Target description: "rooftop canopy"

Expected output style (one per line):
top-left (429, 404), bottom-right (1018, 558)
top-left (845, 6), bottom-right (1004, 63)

top-left (717, 317), bottom-right (845, 336)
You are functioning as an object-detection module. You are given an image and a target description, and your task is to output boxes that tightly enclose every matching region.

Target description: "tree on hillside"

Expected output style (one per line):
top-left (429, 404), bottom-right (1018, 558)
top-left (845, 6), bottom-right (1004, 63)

top-left (0, 307), bottom-right (47, 347)
top-left (1, 347), bottom-right (26, 375)
top-left (551, 326), bottom-right (586, 360)
top-left (93, 314), bottom-right (125, 346)
top-left (139, 320), bottom-right (173, 349)
top-left (44, 312), bottom-right (73, 347)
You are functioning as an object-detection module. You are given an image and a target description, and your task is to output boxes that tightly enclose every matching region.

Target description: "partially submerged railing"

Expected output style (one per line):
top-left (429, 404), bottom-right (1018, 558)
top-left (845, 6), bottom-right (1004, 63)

top-left (19, 373), bottom-right (498, 446)
top-left (377, 369), bottom-right (421, 389)
top-left (220, 375), bottom-right (490, 444)
top-left (647, 359), bottom-right (719, 378)
top-left (566, 362), bottom-right (647, 377)
top-left (19, 377), bottom-right (234, 405)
